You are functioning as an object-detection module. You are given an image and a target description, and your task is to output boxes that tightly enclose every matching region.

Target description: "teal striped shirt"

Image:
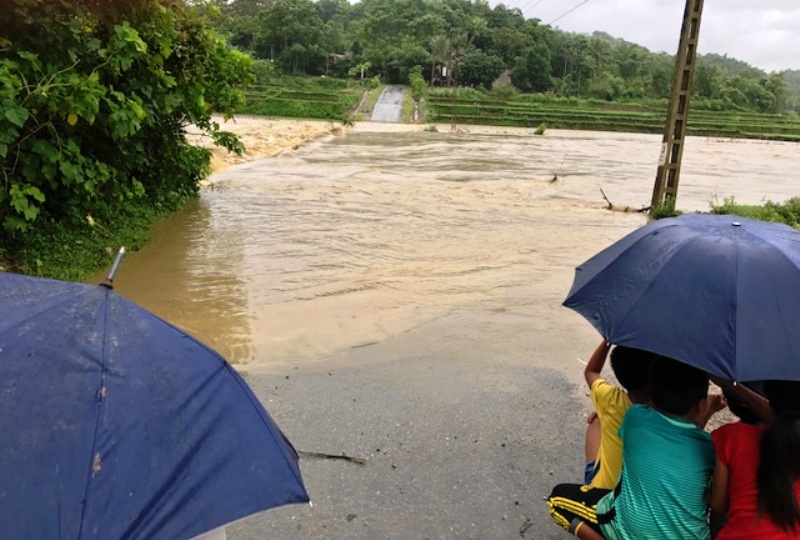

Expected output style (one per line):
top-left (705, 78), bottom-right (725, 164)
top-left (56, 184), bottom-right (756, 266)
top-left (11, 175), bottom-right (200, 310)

top-left (597, 404), bottom-right (715, 540)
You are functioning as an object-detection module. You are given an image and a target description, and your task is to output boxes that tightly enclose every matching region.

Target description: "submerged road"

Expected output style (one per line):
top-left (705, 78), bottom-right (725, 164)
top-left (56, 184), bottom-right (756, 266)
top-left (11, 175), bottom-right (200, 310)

top-left (370, 86), bottom-right (404, 123)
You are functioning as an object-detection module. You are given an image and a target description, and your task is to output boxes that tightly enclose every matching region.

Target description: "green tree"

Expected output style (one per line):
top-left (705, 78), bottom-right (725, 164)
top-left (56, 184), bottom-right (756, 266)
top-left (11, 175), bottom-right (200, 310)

top-left (255, 0), bottom-right (324, 72)
top-left (548, 32), bottom-right (592, 95)
top-left (445, 32), bottom-right (470, 86)
top-left (694, 64), bottom-right (724, 99)
top-left (511, 43), bottom-right (552, 93)
top-left (461, 51), bottom-right (505, 89)
top-left (408, 65), bottom-right (427, 99)
top-left (647, 53), bottom-right (674, 99)
top-left (428, 35), bottom-right (449, 86)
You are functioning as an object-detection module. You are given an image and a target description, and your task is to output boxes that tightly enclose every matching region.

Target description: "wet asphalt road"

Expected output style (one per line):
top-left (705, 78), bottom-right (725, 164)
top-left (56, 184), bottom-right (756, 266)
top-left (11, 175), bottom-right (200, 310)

top-left (370, 86), bottom-right (404, 123)
top-left (227, 312), bottom-right (587, 540)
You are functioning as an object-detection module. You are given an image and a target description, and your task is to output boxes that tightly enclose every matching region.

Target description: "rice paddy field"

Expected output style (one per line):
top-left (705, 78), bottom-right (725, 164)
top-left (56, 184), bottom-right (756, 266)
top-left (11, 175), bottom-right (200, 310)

top-left (425, 94), bottom-right (800, 141)
top-left (239, 77), bottom-right (365, 120)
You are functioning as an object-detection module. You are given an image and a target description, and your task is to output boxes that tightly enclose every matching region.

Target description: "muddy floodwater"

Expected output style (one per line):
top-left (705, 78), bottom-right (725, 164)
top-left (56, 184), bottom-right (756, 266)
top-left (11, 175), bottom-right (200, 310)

top-left (104, 125), bottom-right (800, 371)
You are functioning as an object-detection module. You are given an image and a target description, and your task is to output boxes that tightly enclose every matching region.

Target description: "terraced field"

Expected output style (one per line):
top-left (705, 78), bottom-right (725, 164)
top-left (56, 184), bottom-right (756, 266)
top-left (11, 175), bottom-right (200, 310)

top-left (426, 95), bottom-right (800, 141)
top-left (239, 78), bottom-right (364, 120)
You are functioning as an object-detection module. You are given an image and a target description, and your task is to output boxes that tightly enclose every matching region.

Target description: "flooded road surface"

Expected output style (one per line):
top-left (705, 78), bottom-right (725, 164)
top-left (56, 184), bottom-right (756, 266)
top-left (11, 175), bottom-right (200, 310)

top-left (370, 86), bottom-right (404, 122)
top-left (106, 125), bottom-right (800, 369)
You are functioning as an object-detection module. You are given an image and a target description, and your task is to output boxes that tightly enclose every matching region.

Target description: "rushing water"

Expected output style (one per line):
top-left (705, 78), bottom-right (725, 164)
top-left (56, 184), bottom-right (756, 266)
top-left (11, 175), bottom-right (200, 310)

top-left (102, 125), bottom-right (800, 368)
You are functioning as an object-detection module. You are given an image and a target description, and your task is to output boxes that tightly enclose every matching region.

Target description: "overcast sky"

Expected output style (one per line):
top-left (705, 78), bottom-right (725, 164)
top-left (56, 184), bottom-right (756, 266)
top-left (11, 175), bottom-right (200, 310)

top-left (489, 0), bottom-right (800, 72)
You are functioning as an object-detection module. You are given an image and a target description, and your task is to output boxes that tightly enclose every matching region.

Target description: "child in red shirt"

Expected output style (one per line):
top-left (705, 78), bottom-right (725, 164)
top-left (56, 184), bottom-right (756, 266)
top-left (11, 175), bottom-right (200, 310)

top-left (711, 380), bottom-right (800, 539)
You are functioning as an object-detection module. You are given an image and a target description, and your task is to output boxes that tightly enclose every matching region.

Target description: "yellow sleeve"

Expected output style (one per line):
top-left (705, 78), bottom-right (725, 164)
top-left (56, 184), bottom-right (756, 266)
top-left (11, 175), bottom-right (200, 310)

top-left (590, 378), bottom-right (625, 415)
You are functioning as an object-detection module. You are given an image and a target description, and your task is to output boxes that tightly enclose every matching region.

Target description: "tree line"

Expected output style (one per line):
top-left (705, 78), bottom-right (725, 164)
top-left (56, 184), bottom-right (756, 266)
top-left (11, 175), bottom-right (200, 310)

top-left (211, 0), bottom-right (800, 114)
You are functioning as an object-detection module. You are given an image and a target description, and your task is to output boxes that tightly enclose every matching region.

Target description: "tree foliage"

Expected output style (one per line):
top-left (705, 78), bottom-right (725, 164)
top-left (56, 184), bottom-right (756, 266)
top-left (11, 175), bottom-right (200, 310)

top-left (0, 0), bottom-right (251, 233)
top-left (511, 43), bottom-right (553, 93)
top-left (461, 52), bottom-right (505, 89)
top-left (213, 0), bottom-right (798, 114)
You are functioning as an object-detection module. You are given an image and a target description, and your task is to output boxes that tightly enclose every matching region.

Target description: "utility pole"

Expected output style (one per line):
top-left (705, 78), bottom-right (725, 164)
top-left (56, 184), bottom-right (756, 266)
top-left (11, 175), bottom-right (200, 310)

top-left (650, 0), bottom-right (704, 213)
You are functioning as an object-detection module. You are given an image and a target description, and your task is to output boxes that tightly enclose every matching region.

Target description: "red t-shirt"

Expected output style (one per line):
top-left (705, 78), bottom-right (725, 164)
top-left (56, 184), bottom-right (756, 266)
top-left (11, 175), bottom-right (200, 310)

top-left (712, 422), bottom-right (800, 539)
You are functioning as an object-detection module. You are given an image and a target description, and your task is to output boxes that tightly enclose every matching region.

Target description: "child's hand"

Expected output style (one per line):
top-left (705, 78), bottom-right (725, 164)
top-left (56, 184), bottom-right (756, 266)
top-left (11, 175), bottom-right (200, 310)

top-left (708, 394), bottom-right (727, 414)
top-left (696, 394), bottom-right (727, 428)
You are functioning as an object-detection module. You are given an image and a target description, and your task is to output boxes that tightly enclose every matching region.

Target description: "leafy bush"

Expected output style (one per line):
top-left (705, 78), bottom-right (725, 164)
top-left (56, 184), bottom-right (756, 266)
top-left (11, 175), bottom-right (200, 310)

top-left (408, 65), bottom-right (427, 100)
top-left (252, 59), bottom-right (277, 85)
top-left (651, 199), bottom-right (681, 219)
top-left (710, 197), bottom-right (800, 228)
top-left (489, 85), bottom-right (519, 100)
top-left (0, 0), bottom-right (252, 235)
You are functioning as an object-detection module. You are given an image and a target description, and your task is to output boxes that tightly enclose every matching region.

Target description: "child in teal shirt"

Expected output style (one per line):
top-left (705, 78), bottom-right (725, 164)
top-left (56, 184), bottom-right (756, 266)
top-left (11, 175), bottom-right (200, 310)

top-left (598, 357), bottom-right (716, 539)
top-left (548, 357), bottom-right (719, 539)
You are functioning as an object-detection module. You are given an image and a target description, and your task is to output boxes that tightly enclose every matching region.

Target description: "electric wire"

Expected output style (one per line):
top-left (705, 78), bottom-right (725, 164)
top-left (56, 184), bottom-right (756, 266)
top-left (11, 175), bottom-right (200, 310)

top-left (516, 0), bottom-right (547, 15)
top-left (549, 0), bottom-right (590, 24)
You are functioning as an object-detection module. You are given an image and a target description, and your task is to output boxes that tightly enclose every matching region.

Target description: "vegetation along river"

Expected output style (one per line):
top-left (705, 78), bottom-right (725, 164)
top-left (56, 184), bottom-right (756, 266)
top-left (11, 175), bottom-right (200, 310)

top-left (103, 124), bottom-right (800, 371)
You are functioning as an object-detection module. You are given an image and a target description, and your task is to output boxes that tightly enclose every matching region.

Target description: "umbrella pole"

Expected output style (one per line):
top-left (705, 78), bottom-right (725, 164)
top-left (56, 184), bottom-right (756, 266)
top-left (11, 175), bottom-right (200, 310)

top-left (103, 246), bottom-right (126, 287)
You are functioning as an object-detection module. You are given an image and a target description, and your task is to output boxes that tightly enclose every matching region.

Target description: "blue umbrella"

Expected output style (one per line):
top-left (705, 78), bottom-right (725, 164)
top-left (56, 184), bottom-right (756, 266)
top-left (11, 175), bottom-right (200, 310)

top-left (0, 270), bottom-right (309, 539)
top-left (564, 213), bottom-right (800, 382)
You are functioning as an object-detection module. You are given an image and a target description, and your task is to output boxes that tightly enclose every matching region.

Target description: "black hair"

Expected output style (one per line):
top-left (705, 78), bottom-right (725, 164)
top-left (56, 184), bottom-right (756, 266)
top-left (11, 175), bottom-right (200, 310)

top-left (648, 356), bottom-right (708, 416)
top-left (722, 386), bottom-right (762, 425)
top-left (610, 346), bottom-right (659, 393)
top-left (757, 380), bottom-right (800, 532)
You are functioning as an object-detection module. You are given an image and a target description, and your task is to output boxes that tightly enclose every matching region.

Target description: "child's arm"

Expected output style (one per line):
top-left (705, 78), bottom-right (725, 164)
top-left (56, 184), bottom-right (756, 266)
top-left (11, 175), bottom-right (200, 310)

top-left (709, 456), bottom-right (730, 515)
top-left (584, 340), bottom-right (611, 389)
top-left (710, 376), bottom-right (772, 423)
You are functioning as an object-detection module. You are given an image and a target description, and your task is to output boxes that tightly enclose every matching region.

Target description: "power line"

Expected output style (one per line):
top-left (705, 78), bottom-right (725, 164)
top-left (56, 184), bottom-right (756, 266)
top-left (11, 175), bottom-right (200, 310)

top-left (515, 0), bottom-right (546, 15)
top-left (528, 0), bottom-right (548, 10)
top-left (549, 0), bottom-right (590, 25)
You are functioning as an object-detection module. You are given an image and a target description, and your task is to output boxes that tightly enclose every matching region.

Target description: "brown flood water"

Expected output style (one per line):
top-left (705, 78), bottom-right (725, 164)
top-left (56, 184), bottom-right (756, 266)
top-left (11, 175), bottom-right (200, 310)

top-left (99, 124), bottom-right (800, 370)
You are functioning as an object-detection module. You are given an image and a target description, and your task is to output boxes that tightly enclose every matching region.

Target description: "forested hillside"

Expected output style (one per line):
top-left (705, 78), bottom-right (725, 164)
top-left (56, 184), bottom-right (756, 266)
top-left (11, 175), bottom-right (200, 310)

top-left (211, 0), bottom-right (799, 114)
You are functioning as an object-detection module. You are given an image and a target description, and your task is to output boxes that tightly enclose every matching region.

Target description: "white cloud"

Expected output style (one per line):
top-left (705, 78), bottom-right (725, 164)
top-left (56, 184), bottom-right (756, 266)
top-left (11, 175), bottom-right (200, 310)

top-left (493, 0), bottom-right (800, 72)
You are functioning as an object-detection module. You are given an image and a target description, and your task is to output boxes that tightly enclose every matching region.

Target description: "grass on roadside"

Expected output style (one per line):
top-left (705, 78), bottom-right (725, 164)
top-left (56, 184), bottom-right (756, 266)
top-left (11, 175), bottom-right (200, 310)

top-left (401, 87), bottom-right (416, 123)
top-left (709, 197), bottom-right (800, 228)
top-left (1, 193), bottom-right (195, 282)
top-left (361, 85), bottom-right (386, 119)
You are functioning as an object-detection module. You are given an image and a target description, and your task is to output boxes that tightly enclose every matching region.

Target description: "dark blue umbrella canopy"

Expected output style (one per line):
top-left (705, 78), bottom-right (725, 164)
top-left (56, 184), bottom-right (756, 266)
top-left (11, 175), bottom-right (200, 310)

top-left (0, 273), bottom-right (308, 539)
top-left (564, 213), bottom-right (800, 382)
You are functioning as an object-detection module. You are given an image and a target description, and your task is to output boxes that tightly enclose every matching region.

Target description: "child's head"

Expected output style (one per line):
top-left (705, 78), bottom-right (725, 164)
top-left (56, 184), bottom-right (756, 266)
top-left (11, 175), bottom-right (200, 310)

top-left (610, 346), bottom-right (659, 393)
top-left (649, 356), bottom-right (709, 417)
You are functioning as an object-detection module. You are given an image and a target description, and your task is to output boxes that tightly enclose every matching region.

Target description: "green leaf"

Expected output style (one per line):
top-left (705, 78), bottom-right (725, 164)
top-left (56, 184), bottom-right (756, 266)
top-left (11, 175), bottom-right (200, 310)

top-left (0, 143), bottom-right (6, 158)
top-left (31, 139), bottom-right (58, 162)
top-left (3, 216), bottom-right (28, 233)
top-left (60, 161), bottom-right (80, 185)
top-left (25, 185), bottom-right (45, 203)
top-left (17, 51), bottom-right (41, 69)
top-left (4, 105), bottom-right (29, 128)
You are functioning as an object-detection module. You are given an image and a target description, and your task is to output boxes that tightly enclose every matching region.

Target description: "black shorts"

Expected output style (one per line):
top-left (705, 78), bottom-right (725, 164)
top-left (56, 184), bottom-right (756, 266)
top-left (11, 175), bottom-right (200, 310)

top-left (547, 483), bottom-right (611, 536)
